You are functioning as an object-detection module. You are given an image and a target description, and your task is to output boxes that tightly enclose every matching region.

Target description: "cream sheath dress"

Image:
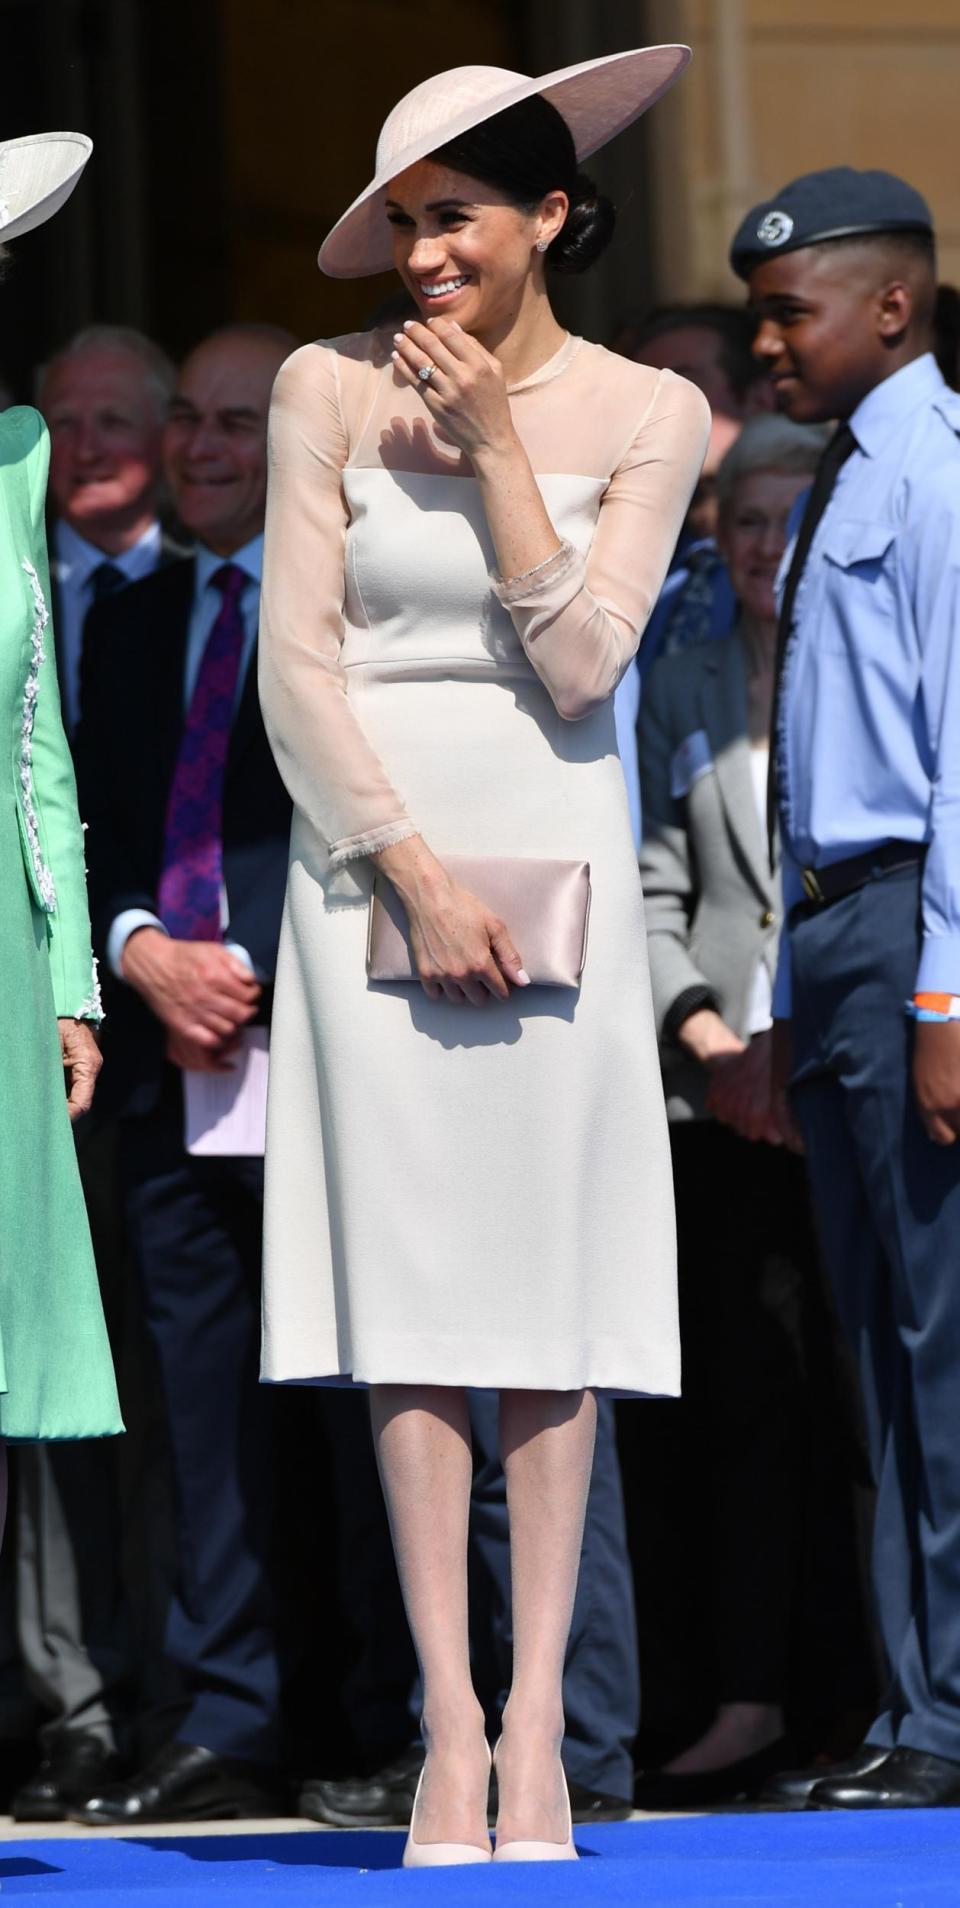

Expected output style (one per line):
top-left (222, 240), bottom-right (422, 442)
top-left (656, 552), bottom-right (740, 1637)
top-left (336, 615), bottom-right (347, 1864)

top-left (258, 329), bottom-right (709, 1393)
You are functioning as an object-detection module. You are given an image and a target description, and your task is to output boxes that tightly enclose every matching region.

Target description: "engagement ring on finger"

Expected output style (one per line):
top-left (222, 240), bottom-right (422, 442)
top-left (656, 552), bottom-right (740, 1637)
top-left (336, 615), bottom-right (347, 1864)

top-left (417, 364), bottom-right (435, 383)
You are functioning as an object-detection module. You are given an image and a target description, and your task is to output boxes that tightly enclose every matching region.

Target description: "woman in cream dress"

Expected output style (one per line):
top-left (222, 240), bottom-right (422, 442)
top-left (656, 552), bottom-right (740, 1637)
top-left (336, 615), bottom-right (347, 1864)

top-left (259, 50), bottom-right (708, 1862)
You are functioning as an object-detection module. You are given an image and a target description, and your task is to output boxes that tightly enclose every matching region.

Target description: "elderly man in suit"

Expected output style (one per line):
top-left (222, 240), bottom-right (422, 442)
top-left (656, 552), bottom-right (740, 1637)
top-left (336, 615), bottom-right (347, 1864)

top-left (630, 416), bottom-right (873, 1808)
top-left (67, 324), bottom-right (297, 1826)
top-left (41, 325), bottom-right (182, 737)
top-left (12, 325), bottom-right (185, 1824)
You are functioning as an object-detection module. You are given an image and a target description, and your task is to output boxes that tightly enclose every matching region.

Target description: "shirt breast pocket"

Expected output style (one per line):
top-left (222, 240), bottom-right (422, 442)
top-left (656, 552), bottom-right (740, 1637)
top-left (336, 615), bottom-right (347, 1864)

top-left (819, 519), bottom-right (899, 654)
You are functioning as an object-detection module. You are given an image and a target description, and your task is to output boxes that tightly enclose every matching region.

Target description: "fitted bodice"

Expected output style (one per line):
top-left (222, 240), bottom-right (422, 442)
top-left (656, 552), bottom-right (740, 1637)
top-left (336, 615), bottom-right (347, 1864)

top-left (258, 328), bottom-right (710, 872)
top-left (341, 465), bottom-right (605, 683)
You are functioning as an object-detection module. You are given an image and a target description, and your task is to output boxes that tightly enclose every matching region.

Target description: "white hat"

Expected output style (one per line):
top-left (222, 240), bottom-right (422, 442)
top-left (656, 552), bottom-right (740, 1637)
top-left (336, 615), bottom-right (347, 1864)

top-left (0, 131), bottom-right (93, 245)
top-left (319, 46), bottom-right (690, 279)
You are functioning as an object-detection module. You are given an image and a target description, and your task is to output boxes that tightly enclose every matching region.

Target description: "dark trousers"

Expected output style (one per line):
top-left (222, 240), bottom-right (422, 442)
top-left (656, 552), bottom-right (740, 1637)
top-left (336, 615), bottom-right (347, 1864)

top-left (467, 1391), bottom-right (638, 1800)
top-left (324, 1390), bottom-right (639, 1799)
top-left (16, 1113), bottom-right (180, 1760)
top-left (118, 1073), bottom-right (280, 1764)
top-left (791, 863), bottom-right (960, 1762)
top-left (618, 1123), bottom-right (873, 1749)
top-left (667, 1124), bottom-right (810, 1698)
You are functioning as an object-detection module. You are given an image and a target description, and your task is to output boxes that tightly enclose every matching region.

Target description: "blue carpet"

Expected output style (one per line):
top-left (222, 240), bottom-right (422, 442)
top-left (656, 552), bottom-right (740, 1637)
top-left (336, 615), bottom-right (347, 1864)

top-left (1, 1811), bottom-right (960, 1905)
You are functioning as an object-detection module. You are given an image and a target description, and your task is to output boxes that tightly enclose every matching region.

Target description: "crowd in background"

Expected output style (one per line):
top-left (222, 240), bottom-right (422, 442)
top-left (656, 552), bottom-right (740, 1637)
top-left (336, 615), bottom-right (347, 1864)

top-left (1, 257), bottom-right (958, 1830)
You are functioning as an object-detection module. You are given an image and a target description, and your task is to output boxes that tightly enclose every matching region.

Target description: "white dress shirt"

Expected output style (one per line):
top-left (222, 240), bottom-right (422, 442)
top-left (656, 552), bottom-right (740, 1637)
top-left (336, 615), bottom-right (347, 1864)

top-left (51, 517), bottom-right (163, 734)
top-left (108, 535), bottom-right (264, 978)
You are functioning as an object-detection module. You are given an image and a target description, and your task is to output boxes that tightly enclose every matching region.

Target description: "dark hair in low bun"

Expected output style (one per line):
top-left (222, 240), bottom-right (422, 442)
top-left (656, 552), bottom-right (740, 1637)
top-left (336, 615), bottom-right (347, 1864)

top-left (547, 171), bottom-right (615, 274)
top-left (432, 94), bottom-right (616, 277)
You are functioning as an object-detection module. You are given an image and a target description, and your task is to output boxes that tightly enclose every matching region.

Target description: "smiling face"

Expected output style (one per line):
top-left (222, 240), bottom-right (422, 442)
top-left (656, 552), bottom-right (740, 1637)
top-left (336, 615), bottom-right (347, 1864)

top-left (163, 332), bottom-right (288, 555)
top-left (717, 468), bottom-right (810, 622)
top-left (385, 159), bottom-right (566, 335)
top-left (748, 241), bottom-right (921, 422)
top-left (45, 348), bottom-right (165, 546)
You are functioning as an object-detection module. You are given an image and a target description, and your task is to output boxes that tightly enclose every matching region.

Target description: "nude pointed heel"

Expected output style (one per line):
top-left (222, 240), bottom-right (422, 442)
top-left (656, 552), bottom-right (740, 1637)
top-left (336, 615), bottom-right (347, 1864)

top-left (401, 1745), bottom-right (493, 1868)
top-left (491, 1738), bottom-right (579, 1863)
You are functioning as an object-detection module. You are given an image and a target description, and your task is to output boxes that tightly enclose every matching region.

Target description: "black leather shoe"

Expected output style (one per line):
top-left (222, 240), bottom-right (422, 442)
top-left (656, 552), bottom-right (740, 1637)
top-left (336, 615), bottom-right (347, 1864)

top-left (808, 1744), bottom-right (960, 1810)
top-left (12, 1734), bottom-right (119, 1823)
top-left (301, 1746), bottom-right (424, 1828)
top-left (301, 1745), bottom-right (635, 1830)
top-left (759, 1744), bottom-right (891, 1808)
top-left (66, 1741), bottom-right (285, 1826)
top-left (635, 1738), bottom-right (795, 1810)
top-left (566, 1782), bottom-right (633, 1823)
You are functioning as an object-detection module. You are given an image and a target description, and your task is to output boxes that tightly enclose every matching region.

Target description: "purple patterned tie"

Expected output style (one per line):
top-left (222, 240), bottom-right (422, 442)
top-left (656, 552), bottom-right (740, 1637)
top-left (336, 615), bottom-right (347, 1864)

top-left (157, 562), bottom-right (248, 940)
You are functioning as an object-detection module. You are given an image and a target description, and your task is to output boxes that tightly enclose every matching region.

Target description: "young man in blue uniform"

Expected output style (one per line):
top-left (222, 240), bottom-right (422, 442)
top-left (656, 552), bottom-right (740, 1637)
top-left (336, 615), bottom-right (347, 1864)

top-left (730, 168), bottom-right (960, 1811)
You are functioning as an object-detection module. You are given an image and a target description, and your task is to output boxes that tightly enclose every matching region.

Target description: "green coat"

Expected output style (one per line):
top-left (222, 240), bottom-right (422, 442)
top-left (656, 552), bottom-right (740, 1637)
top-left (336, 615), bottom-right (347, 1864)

top-left (0, 406), bottom-right (121, 1439)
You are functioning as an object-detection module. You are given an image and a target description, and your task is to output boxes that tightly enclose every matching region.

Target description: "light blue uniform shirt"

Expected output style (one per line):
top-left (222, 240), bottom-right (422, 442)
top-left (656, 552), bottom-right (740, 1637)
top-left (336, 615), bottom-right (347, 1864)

top-left (773, 353), bottom-right (960, 1015)
top-left (108, 535), bottom-right (263, 977)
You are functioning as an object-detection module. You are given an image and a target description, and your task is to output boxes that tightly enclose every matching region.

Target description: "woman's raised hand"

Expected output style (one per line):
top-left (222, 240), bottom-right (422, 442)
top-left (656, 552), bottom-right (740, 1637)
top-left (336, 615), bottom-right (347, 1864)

top-left (391, 317), bottom-right (516, 463)
top-left (375, 836), bottom-right (529, 1006)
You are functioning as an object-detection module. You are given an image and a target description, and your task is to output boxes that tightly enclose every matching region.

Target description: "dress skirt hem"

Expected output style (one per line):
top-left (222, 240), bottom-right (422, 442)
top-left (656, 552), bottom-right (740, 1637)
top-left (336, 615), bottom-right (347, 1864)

top-left (260, 1331), bottom-right (681, 1398)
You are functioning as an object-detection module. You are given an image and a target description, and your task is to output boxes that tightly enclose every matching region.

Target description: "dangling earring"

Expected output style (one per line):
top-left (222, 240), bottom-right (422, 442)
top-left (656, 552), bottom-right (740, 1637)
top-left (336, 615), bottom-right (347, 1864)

top-left (536, 238), bottom-right (549, 253)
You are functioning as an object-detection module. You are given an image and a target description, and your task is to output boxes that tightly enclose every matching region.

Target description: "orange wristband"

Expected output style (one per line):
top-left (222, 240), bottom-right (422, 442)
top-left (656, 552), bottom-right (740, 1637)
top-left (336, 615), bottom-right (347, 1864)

top-left (911, 992), bottom-right (960, 1022)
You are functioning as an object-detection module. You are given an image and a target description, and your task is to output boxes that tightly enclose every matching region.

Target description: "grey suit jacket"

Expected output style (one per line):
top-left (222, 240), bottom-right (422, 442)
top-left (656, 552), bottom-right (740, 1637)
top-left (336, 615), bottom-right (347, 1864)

top-left (637, 629), bottom-right (781, 1120)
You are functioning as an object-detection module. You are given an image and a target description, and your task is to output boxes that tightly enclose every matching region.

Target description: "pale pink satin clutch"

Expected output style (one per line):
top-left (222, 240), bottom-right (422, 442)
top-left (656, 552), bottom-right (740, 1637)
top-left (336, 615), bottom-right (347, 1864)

top-left (366, 856), bottom-right (592, 990)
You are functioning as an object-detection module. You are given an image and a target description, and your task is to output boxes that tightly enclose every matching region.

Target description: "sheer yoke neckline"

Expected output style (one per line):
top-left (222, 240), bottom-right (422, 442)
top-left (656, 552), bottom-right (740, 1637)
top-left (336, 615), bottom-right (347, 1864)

top-left (259, 328), bottom-right (711, 878)
top-left (506, 332), bottom-right (580, 395)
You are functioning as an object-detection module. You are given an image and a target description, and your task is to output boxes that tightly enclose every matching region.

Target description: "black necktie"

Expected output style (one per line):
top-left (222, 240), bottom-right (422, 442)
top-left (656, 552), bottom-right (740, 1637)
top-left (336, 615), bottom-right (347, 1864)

top-left (766, 423), bottom-right (857, 862)
top-left (82, 560), bottom-right (127, 651)
top-left (87, 559), bottom-right (126, 606)
top-left (74, 563), bottom-right (128, 735)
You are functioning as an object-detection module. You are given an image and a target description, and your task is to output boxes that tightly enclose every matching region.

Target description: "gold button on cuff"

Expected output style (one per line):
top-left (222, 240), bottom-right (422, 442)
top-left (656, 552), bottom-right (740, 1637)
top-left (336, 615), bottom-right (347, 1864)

top-left (760, 908), bottom-right (776, 929)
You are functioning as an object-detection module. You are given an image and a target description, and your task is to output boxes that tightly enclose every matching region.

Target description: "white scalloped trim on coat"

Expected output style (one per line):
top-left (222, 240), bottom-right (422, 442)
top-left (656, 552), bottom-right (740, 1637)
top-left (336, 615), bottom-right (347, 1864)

top-left (19, 558), bottom-right (57, 913)
top-left (77, 954), bottom-right (104, 1026)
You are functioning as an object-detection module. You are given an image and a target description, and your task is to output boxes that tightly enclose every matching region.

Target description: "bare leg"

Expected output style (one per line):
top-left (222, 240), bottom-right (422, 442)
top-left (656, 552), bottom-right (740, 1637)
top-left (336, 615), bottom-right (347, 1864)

top-left (495, 1387), bottom-right (598, 1844)
top-left (369, 1384), bottom-right (490, 1850)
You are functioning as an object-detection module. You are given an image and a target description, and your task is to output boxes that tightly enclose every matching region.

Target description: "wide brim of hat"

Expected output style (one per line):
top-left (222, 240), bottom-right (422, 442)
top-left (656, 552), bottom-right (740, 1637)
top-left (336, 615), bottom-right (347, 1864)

top-left (0, 132), bottom-right (92, 245)
top-left (318, 45), bottom-right (690, 279)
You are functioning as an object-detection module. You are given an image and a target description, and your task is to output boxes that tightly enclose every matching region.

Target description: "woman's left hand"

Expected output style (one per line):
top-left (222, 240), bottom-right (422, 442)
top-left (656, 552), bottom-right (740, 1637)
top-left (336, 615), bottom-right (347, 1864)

top-left (706, 1028), bottom-right (785, 1145)
top-left (392, 317), bottom-right (517, 462)
top-left (58, 1018), bottom-right (102, 1122)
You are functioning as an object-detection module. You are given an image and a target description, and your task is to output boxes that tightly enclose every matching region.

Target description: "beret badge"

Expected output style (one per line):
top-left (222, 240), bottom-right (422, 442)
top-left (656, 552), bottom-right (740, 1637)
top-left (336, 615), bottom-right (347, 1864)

top-left (757, 209), bottom-right (794, 248)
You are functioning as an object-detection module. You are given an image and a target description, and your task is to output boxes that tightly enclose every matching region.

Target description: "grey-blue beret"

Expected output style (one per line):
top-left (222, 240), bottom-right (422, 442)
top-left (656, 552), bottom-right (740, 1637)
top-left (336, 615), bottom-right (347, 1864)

top-left (730, 166), bottom-right (933, 280)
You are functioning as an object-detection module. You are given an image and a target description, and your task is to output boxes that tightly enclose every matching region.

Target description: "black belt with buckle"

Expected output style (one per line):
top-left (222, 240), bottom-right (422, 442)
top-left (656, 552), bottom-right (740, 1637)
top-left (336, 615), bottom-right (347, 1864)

top-left (797, 839), bottom-right (925, 909)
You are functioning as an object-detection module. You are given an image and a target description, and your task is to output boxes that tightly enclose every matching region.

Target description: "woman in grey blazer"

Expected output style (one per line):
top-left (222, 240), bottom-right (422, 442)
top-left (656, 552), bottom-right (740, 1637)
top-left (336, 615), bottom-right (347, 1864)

top-left (633, 418), bottom-right (873, 1805)
top-left (640, 415), bottom-right (827, 1124)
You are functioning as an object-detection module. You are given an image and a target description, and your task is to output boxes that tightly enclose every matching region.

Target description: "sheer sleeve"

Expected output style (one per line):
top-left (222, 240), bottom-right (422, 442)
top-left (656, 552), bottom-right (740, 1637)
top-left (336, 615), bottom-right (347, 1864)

top-left (258, 344), bottom-right (418, 871)
top-left (492, 369), bottom-right (710, 719)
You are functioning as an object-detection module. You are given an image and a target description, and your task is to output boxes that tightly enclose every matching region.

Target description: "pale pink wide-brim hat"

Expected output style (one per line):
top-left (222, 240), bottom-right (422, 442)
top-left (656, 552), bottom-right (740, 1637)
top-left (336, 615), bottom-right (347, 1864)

top-left (0, 131), bottom-right (92, 244)
top-left (319, 46), bottom-right (691, 279)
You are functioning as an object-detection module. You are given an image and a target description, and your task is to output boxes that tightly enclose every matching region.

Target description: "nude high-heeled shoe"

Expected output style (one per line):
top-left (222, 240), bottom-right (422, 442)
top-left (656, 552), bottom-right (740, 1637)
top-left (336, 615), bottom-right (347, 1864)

top-left (401, 1743), bottom-right (493, 1868)
top-left (491, 1738), bottom-right (579, 1863)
